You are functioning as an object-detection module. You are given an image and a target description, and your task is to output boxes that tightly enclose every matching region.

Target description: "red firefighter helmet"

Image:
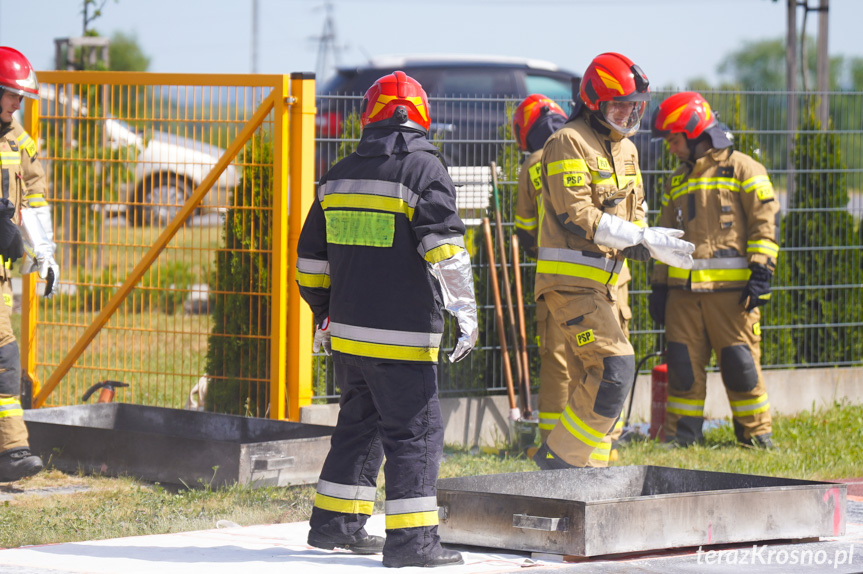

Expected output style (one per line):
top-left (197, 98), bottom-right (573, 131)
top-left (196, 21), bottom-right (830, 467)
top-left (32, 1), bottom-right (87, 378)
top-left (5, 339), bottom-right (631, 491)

top-left (651, 91), bottom-right (715, 140)
top-left (360, 70), bottom-right (430, 133)
top-left (512, 94), bottom-right (566, 151)
top-left (0, 46), bottom-right (39, 100)
top-left (579, 52), bottom-right (649, 137)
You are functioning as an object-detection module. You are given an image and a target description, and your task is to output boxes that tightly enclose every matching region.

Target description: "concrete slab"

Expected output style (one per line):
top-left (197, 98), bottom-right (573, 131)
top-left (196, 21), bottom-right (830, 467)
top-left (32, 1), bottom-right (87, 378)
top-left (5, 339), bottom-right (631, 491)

top-left (1, 501), bottom-right (861, 574)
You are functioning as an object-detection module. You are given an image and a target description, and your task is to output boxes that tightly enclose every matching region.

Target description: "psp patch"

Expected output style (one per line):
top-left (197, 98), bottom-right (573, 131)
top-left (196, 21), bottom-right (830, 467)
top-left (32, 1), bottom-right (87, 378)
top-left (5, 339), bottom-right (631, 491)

top-left (576, 329), bottom-right (595, 346)
top-left (564, 173), bottom-right (585, 187)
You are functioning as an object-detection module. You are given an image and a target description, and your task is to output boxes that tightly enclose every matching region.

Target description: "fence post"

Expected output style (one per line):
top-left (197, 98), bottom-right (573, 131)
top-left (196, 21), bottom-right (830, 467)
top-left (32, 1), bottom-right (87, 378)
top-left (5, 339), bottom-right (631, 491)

top-left (20, 97), bottom-right (40, 404)
top-left (285, 72), bottom-right (316, 421)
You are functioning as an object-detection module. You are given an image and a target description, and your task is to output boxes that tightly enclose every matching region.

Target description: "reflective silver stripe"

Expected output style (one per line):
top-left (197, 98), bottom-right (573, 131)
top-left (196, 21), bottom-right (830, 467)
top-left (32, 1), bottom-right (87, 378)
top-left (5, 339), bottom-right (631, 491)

top-left (418, 234), bottom-right (465, 257)
top-left (385, 496), bottom-right (438, 515)
top-left (690, 257), bottom-right (748, 270)
top-left (296, 257), bottom-right (330, 275)
top-left (538, 247), bottom-right (623, 274)
top-left (318, 178), bottom-right (420, 206)
top-left (329, 322), bottom-right (443, 348)
top-left (0, 401), bottom-right (22, 413)
top-left (316, 479), bottom-right (377, 501)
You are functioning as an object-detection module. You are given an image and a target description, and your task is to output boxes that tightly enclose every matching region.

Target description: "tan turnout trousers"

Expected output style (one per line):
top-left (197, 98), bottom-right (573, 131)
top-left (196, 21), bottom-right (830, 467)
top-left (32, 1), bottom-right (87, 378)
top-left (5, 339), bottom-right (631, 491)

top-left (663, 289), bottom-right (771, 444)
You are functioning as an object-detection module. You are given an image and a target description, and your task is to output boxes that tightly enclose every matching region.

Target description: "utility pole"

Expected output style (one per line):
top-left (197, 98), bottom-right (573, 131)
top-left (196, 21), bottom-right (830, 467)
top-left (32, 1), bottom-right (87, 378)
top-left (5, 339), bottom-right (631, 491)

top-left (251, 0), bottom-right (259, 73)
top-left (786, 0), bottom-right (797, 202)
top-left (313, 2), bottom-right (342, 84)
top-left (816, 0), bottom-right (830, 127)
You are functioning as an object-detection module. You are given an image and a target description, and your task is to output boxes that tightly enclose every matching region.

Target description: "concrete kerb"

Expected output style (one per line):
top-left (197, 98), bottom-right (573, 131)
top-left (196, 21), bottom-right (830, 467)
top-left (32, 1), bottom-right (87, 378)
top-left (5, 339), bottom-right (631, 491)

top-left (300, 366), bottom-right (863, 448)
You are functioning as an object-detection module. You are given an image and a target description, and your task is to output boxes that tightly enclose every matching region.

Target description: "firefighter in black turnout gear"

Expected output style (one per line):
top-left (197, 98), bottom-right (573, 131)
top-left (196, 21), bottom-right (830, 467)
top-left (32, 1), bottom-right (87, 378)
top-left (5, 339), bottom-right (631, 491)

top-left (296, 71), bottom-right (477, 568)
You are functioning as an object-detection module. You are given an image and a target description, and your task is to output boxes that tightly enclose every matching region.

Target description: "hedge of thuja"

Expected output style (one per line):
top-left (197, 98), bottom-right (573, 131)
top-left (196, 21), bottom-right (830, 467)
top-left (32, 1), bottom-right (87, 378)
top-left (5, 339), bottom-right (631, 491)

top-left (780, 101), bottom-right (863, 366)
top-left (205, 140), bottom-right (271, 416)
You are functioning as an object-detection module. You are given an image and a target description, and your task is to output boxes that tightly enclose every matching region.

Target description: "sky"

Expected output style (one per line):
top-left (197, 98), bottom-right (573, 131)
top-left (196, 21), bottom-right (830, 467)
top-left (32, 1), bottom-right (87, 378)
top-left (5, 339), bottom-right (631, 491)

top-left (1, 0), bottom-right (862, 90)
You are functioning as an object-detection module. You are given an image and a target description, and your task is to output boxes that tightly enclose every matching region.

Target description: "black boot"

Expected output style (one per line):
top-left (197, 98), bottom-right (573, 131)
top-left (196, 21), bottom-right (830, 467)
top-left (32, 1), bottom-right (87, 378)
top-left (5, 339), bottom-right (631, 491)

top-left (307, 529), bottom-right (385, 554)
top-left (0, 448), bottom-right (43, 482)
top-left (531, 443), bottom-right (573, 470)
top-left (741, 433), bottom-right (776, 450)
top-left (383, 548), bottom-right (464, 568)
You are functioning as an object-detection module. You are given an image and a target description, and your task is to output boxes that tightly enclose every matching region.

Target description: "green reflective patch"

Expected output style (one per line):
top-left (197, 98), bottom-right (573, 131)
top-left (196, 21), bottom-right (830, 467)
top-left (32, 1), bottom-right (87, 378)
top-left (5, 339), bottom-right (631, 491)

top-left (326, 210), bottom-right (394, 247)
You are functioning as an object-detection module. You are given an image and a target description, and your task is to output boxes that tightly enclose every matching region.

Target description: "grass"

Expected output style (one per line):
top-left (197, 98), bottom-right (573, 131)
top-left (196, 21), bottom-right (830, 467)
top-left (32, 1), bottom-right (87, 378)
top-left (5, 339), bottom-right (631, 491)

top-left (1, 402), bottom-right (861, 549)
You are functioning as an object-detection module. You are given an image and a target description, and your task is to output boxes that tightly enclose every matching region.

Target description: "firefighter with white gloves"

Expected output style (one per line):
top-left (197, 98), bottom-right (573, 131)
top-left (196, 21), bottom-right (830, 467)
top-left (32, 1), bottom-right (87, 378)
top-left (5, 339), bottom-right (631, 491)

top-left (531, 53), bottom-right (694, 470)
top-left (296, 71), bottom-right (474, 568)
top-left (0, 46), bottom-right (56, 482)
top-left (650, 92), bottom-right (779, 449)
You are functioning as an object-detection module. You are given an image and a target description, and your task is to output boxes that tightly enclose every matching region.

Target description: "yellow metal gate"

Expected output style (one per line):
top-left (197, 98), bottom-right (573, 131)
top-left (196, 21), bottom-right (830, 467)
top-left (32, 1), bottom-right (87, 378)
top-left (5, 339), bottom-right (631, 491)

top-left (20, 71), bottom-right (315, 420)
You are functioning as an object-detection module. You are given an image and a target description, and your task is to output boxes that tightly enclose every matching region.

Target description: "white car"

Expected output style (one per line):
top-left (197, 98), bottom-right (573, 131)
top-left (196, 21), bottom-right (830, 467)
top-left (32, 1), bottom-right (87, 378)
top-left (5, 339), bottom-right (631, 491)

top-left (20, 86), bottom-right (239, 226)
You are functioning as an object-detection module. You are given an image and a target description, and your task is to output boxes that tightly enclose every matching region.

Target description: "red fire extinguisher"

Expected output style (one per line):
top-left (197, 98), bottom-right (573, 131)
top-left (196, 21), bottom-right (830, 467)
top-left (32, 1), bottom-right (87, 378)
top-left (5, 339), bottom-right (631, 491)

top-left (649, 363), bottom-right (668, 441)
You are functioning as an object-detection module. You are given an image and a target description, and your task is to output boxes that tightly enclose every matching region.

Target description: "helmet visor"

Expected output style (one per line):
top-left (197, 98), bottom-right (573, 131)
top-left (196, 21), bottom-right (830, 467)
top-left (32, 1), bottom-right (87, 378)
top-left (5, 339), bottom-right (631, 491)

top-left (600, 100), bottom-right (645, 137)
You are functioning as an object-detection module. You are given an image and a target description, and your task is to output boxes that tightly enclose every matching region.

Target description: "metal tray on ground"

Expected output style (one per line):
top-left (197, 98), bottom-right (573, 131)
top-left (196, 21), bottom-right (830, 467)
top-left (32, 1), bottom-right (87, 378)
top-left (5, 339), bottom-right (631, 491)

top-left (24, 403), bottom-right (334, 488)
top-left (436, 466), bottom-right (846, 557)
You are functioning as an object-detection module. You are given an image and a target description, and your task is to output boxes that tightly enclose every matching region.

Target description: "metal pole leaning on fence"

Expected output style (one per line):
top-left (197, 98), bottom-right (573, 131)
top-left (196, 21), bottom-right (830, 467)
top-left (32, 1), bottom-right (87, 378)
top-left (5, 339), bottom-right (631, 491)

top-left (482, 217), bottom-right (519, 421)
top-left (33, 92), bottom-right (279, 409)
top-left (511, 235), bottom-right (533, 419)
top-left (489, 162), bottom-right (524, 407)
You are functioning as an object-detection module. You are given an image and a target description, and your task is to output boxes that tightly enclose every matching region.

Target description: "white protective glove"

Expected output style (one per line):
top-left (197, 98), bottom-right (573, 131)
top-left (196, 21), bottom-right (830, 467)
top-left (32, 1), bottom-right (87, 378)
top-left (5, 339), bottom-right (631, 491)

top-left (594, 213), bottom-right (694, 270)
top-left (19, 207), bottom-right (60, 297)
top-left (431, 249), bottom-right (478, 363)
top-left (313, 316), bottom-right (331, 355)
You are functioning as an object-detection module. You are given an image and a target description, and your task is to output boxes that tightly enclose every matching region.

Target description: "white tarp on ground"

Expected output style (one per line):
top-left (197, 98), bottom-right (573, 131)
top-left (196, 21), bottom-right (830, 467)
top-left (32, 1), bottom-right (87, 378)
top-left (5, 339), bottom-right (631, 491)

top-left (2, 507), bottom-right (863, 574)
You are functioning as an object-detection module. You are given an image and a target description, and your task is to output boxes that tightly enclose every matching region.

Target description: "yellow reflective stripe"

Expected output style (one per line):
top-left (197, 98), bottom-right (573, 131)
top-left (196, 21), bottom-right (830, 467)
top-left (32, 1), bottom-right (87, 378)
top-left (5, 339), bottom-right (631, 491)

top-left (321, 194), bottom-right (414, 219)
top-left (589, 442), bottom-right (612, 462)
top-left (546, 158), bottom-right (588, 175)
top-left (633, 220), bottom-right (647, 229)
top-left (424, 244), bottom-right (463, 264)
top-left (386, 510), bottom-right (439, 530)
top-left (536, 260), bottom-right (618, 286)
top-left (332, 337), bottom-right (439, 362)
top-left (538, 411), bottom-right (561, 431)
top-left (314, 493), bottom-right (374, 515)
top-left (515, 214), bottom-right (537, 231)
top-left (691, 268), bottom-right (751, 283)
top-left (668, 266), bottom-right (689, 279)
top-left (559, 405), bottom-right (606, 448)
top-left (0, 152), bottom-right (21, 164)
top-left (667, 395), bottom-right (704, 417)
top-left (669, 177), bottom-right (742, 202)
top-left (730, 394), bottom-right (770, 417)
top-left (741, 175), bottom-right (770, 191)
top-left (25, 198), bottom-right (48, 207)
top-left (590, 171), bottom-right (617, 186)
top-left (747, 240), bottom-right (779, 257)
top-left (296, 270), bottom-right (331, 289)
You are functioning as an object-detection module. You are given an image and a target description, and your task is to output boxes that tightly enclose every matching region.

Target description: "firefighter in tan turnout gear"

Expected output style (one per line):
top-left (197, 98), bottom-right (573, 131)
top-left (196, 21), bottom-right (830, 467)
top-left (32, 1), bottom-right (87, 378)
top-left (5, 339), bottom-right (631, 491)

top-left (0, 47), bottom-right (59, 482)
top-left (650, 92), bottom-right (779, 449)
top-left (531, 53), bottom-right (694, 469)
top-left (296, 71), bottom-right (476, 568)
top-left (512, 94), bottom-right (568, 442)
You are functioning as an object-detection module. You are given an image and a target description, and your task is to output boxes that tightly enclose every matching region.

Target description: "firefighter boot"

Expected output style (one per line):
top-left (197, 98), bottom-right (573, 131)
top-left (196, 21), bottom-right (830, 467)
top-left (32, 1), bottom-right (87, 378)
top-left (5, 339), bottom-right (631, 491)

top-left (307, 529), bottom-right (385, 554)
top-left (383, 548), bottom-right (464, 568)
top-left (0, 447), bottom-right (43, 482)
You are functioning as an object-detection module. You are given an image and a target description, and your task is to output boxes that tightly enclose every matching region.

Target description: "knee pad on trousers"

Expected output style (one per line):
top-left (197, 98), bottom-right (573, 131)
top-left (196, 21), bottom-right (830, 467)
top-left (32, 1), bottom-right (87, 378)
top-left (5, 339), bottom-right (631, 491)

top-left (720, 344), bottom-right (758, 392)
top-left (0, 342), bottom-right (20, 396)
top-left (667, 341), bottom-right (694, 392)
top-left (593, 355), bottom-right (635, 418)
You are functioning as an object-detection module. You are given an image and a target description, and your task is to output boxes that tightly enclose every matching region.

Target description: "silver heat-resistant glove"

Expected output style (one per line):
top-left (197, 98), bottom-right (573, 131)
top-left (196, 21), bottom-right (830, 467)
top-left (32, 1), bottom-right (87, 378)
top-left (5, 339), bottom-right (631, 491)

top-left (20, 207), bottom-right (60, 297)
top-left (431, 249), bottom-right (478, 363)
top-left (594, 213), bottom-right (694, 270)
top-left (313, 317), bottom-right (331, 355)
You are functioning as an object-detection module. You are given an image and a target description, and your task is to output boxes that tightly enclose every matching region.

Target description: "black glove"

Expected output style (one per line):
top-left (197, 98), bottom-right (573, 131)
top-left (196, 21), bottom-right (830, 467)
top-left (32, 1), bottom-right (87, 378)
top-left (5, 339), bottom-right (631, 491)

top-left (0, 199), bottom-right (23, 263)
top-left (648, 284), bottom-right (668, 326)
top-left (622, 244), bottom-right (651, 261)
top-left (740, 264), bottom-right (772, 311)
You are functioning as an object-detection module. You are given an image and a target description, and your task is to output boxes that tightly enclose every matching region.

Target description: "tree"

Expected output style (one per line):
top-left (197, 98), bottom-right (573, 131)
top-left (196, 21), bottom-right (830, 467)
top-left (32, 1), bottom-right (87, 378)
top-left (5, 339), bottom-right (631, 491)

top-left (781, 101), bottom-right (863, 366)
top-left (717, 37), bottom-right (842, 91)
top-left (109, 31), bottom-right (150, 72)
